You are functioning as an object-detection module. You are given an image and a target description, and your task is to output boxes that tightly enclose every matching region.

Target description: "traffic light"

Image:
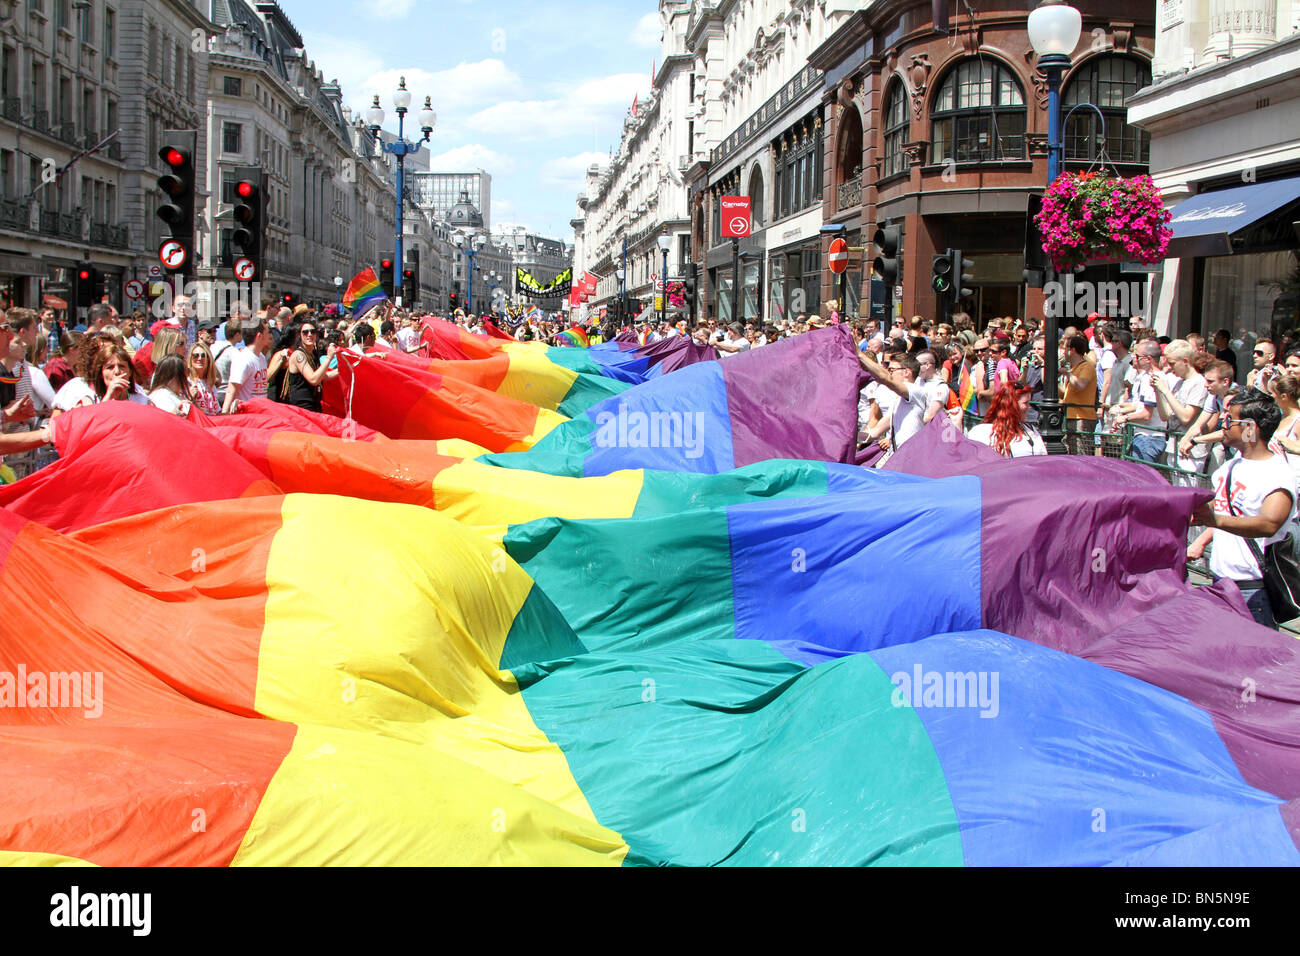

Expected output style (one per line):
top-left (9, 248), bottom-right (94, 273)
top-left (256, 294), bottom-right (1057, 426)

top-left (282, 292), bottom-right (297, 309)
top-left (931, 251), bottom-right (954, 298)
top-left (1023, 193), bottom-right (1049, 288)
top-left (951, 247), bottom-right (975, 305)
top-left (680, 262), bottom-right (698, 317)
top-left (231, 166), bottom-right (267, 281)
top-left (872, 225), bottom-right (901, 286)
top-left (404, 248), bottom-right (420, 302)
top-left (155, 130), bottom-right (197, 275)
top-left (379, 258), bottom-right (395, 299)
top-left (449, 291), bottom-right (459, 310)
top-left (75, 263), bottom-right (97, 309)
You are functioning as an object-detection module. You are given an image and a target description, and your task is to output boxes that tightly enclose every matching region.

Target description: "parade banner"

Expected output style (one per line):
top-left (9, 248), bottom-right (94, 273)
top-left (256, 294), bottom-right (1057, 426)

top-left (518, 267), bottom-right (572, 298)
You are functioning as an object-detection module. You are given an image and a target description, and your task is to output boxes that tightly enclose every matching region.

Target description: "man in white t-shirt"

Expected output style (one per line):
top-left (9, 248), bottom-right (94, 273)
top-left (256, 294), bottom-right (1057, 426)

top-left (1110, 340), bottom-right (1168, 463)
top-left (714, 323), bottom-right (752, 357)
top-left (222, 319), bottom-right (272, 413)
top-left (859, 349), bottom-right (930, 455)
top-left (914, 350), bottom-right (949, 425)
top-left (1190, 387), bottom-right (1296, 629)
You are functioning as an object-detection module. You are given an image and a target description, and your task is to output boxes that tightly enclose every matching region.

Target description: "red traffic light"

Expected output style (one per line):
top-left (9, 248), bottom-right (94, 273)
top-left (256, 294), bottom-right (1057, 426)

top-left (283, 294), bottom-right (292, 303)
top-left (381, 259), bottom-right (393, 269)
top-left (403, 269), bottom-right (414, 278)
top-left (162, 147), bottom-right (186, 168)
top-left (236, 181), bottom-right (255, 199)
top-left (78, 269), bottom-right (91, 280)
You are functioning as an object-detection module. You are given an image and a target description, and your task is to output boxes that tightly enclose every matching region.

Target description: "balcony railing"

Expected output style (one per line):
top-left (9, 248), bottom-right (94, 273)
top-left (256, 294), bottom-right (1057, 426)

top-left (30, 109), bottom-right (50, 133)
top-left (837, 174), bottom-right (862, 212)
top-left (0, 198), bottom-right (27, 230)
top-left (39, 207), bottom-right (60, 236)
top-left (56, 122), bottom-right (77, 145)
top-left (1, 97), bottom-right (19, 122)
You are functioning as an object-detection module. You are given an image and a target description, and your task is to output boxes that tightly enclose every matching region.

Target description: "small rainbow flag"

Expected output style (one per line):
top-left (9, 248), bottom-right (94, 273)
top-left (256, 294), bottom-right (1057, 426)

top-left (344, 267), bottom-right (388, 319)
top-left (958, 364), bottom-right (977, 413)
top-left (555, 327), bottom-right (589, 348)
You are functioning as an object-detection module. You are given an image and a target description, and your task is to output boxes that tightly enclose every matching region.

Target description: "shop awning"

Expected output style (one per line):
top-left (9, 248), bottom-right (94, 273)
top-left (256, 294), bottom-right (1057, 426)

top-left (1165, 175), bottom-right (1300, 258)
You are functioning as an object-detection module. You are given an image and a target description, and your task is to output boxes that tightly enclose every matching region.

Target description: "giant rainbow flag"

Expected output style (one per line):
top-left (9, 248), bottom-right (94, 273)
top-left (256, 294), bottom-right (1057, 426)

top-left (3, 327), bottom-right (1300, 866)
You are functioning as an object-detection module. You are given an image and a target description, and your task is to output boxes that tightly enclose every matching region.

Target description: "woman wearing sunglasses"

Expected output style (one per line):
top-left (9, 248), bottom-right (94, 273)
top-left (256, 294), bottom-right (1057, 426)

top-left (279, 323), bottom-right (337, 412)
top-left (186, 343), bottom-right (221, 415)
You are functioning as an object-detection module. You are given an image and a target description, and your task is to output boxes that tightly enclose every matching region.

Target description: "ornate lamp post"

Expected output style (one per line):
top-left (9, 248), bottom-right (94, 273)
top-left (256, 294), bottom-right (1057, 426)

top-left (365, 78), bottom-right (436, 308)
top-left (333, 274), bottom-right (343, 312)
top-left (1028, 0), bottom-right (1082, 455)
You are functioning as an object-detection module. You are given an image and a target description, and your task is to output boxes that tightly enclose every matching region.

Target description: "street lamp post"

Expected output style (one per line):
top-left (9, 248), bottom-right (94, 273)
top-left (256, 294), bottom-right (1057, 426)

top-left (456, 234), bottom-right (483, 312)
top-left (334, 274), bottom-right (343, 312)
top-left (1028, 0), bottom-right (1081, 456)
top-left (616, 266), bottom-right (626, 329)
top-left (366, 78), bottom-right (436, 309)
top-left (657, 234), bottom-right (672, 328)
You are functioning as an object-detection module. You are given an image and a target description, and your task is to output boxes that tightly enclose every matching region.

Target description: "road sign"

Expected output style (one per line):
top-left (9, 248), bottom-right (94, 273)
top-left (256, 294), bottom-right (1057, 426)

top-left (158, 239), bottom-right (187, 270)
top-left (720, 196), bottom-right (751, 238)
top-left (233, 257), bottom-right (256, 282)
top-left (124, 279), bottom-right (146, 299)
top-left (894, 285), bottom-right (904, 300)
top-left (828, 237), bottom-right (849, 274)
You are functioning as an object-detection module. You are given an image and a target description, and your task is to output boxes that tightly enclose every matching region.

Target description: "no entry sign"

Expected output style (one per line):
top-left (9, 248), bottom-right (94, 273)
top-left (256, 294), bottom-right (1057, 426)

top-left (720, 196), bottom-right (751, 238)
top-left (828, 238), bottom-right (849, 274)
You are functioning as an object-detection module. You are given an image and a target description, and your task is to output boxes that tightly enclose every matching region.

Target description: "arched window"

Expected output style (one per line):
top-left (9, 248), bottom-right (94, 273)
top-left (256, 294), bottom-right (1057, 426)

top-left (930, 58), bottom-right (1026, 164)
top-left (882, 81), bottom-right (908, 178)
top-left (1063, 56), bottom-right (1151, 165)
top-left (748, 165), bottom-right (764, 227)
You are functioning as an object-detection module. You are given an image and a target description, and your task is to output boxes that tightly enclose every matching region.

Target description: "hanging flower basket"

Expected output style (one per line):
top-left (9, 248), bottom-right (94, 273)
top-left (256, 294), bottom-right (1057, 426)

top-left (1033, 171), bottom-right (1173, 272)
top-left (666, 281), bottom-right (686, 309)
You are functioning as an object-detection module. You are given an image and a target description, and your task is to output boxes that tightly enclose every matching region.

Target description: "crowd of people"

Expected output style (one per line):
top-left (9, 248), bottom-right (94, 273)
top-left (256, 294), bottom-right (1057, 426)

top-left (1, 292), bottom-right (1295, 629)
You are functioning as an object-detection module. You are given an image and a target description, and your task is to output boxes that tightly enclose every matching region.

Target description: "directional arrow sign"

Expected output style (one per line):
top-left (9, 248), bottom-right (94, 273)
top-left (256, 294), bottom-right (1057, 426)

top-left (124, 279), bottom-right (146, 299)
top-left (233, 257), bottom-right (256, 281)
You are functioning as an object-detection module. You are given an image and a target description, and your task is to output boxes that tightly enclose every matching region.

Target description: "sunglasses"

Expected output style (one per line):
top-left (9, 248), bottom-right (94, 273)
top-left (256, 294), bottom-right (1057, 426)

top-left (189, 353), bottom-right (206, 359)
top-left (1254, 350), bottom-right (1268, 357)
top-left (301, 329), bottom-right (317, 335)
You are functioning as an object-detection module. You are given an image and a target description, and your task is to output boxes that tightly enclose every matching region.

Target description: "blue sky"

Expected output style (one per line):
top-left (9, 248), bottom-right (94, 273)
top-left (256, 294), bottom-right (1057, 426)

top-left (287, 0), bottom-right (662, 241)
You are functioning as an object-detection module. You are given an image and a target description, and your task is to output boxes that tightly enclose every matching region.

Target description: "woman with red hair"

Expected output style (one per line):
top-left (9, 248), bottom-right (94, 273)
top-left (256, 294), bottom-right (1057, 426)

top-left (967, 382), bottom-right (1047, 458)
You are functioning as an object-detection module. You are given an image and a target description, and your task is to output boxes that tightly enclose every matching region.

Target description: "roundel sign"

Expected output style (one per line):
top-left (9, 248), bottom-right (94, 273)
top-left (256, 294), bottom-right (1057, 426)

top-left (123, 278), bottom-right (146, 300)
top-left (233, 257), bottom-right (256, 281)
top-left (720, 195), bottom-right (752, 238)
top-left (158, 239), bottom-right (188, 270)
top-left (828, 238), bottom-right (849, 274)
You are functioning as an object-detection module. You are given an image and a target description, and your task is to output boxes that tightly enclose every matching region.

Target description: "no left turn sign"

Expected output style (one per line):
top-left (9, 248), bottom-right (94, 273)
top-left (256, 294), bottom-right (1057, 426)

top-left (124, 279), bottom-right (145, 299)
top-left (158, 240), bottom-right (187, 270)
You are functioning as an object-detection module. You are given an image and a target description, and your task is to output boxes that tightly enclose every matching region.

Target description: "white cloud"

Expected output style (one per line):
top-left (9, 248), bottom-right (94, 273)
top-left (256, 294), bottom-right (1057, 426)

top-left (465, 72), bottom-right (648, 141)
top-left (425, 143), bottom-right (517, 175)
top-left (347, 60), bottom-right (525, 123)
top-left (630, 12), bottom-right (661, 49)
top-left (359, 0), bottom-right (415, 18)
top-left (539, 152), bottom-right (608, 193)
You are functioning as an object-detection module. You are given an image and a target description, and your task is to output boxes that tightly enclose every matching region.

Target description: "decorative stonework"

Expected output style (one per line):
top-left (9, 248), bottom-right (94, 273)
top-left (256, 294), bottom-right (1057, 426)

top-left (907, 53), bottom-right (932, 118)
top-left (1025, 133), bottom-right (1049, 157)
top-left (902, 141), bottom-right (925, 167)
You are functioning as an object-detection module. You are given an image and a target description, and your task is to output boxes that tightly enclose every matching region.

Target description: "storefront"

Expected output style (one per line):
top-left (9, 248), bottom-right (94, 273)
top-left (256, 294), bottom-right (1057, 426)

top-left (1160, 174), bottom-right (1300, 341)
top-left (0, 251), bottom-right (47, 309)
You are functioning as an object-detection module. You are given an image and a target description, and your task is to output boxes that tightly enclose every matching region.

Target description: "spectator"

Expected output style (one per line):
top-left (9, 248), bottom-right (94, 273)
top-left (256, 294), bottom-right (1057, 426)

top-left (349, 322), bottom-right (376, 356)
top-left (148, 354), bottom-right (192, 416)
top-left (1010, 324), bottom-right (1031, 364)
top-left (1110, 340), bottom-right (1165, 463)
top-left (1247, 338), bottom-right (1278, 391)
top-left (24, 337), bottom-right (56, 415)
top-left (1099, 328), bottom-right (1134, 412)
top-left (714, 322), bottom-right (751, 356)
top-left (65, 344), bottom-right (146, 409)
top-left (913, 350), bottom-right (948, 425)
top-left (211, 318), bottom-right (240, 406)
top-left (1061, 333), bottom-right (1098, 439)
top-left (858, 350), bottom-right (930, 456)
top-left (1149, 339), bottom-right (1216, 476)
top-left (1177, 359), bottom-right (1236, 469)
top-left (186, 343), bottom-right (221, 415)
top-left (43, 331), bottom-right (82, 392)
top-left (1020, 334), bottom-right (1047, 425)
top-left (281, 320), bottom-right (338, 412)
top-left (990, 338), bottom-right (1020, 391)
top-left (1189, 388), bottom-right (1295, 629)
top-left (1214, 328), bottom-right (1239, 381)
top-left (1268, 376), bottom-right (1300, 497)
top-left (222, 319), bottom-right (272, 414)
top-left (968, 384), bottom-right (1047, 457)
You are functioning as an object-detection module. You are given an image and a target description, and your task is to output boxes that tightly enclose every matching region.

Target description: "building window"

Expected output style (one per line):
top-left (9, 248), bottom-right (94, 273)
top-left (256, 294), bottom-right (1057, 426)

top-left (772, 112), bottom-right (823, 220)
top-left (882, 81), bottom-right (908, 178)
top-left (77, 2), bottom-right (91, 43)
top-left (222, 122), bottom-right (242, 154)
top-left (104, 9), bottom-right (116, 59)
top-left (930, 58), bottom-right (1026, 164)
top-left (224, 76), bottom-right (242, 97)
top-left (53, 0), bottom-right (68, 32)
top-left (220, 170), bottom-right (237, 204)
top-left (1063, 56), bottom-right (1151, 165)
